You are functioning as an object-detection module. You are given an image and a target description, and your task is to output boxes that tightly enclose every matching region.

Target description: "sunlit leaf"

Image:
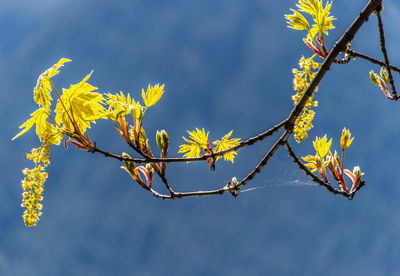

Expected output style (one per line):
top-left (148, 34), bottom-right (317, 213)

top-left (55, 72), bottom-right (106, 135)
top-left (13, 108), bottom-right (62, 144)
top-left (105, 91), bottom-right (143, 120)
top-left (178, 128), bottom-right (209, 159)
top-left (285, 9), bottom-right (310, 31)
top-left (212, 131), bottom-right (241, 163)
top-left (34, 58), bottom-right (71, 111)
top-left (141, 84), bottom-right (165, 108)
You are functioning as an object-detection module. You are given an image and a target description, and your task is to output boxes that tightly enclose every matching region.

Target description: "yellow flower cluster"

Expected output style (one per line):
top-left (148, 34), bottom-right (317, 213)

top-left (26, 145), bottom-right (51, 166)
top-left (292, 55), bottom-right (321, 142)
top-left (20, 143), bottom-right (51, 227)
top-left (21, 164), bottom-right (47, 226)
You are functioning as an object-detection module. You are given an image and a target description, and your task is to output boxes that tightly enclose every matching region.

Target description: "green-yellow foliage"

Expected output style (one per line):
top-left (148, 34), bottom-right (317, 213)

top-left (14, 58), bottom-right (171, 227)
top-left (178, 129), bottom-right (241, 163)
top-left (17, 57), bottom-right (243, 226)
top-left (33, 58), bottom-right (71, 111)
top-left (142, 84), bottom-right (165, 108)
top-left (179, 128), bottom-right (209, 159)
top-left (105, 91), bottom-right (143, 121)
top-left (213, 131), bottom-right (241, 162)
top-left (285, 0), bottom-right (335, 43)
top-left (54, 72), bottom-right (106, 135)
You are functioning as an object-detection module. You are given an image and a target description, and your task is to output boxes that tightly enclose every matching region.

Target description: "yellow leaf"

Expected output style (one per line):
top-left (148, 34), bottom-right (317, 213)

top-left (178, 128), bottom-right (209, 160)
top-left (285, 9), bottom-right (310, 31)
top-left (313, 135), bottom-right (331, 159)
top-left (33, 58), bottom-right (71, 111)
top-left (55, 72), bottom-right (106, 135)
top-left (212, 131), bottom-right (241, 163)
top-left (13, 108), bottom-right (62, 144)
top-left (105, 91), bottom-right (143, 121)
top-left (141, 84), bottom-right (165, 108)
top-left (340, 128), bottom-right (354, 151)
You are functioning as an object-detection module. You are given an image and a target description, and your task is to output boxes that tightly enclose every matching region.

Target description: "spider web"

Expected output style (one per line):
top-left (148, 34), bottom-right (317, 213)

top-left (239, 160), bottom-right (318, 193)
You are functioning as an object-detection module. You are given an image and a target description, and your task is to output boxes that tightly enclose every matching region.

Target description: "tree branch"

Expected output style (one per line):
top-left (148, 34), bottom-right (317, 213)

top-left (344, 50), bottom-right (400, 74)
top-left (92, 119), bottom-right (286, 164)
top-left (376, 9), bottom-right (398, 99)
top-left (88, 0), bottom-right (381, 201)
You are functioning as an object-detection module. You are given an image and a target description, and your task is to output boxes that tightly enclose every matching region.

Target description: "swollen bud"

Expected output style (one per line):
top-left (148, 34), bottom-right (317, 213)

top-left (231, 177), bottom-right (238, 186)
top-left (156, 130), bottom-right (169, 158)
top-left (122, 152), bottom-right (135, 174)
top-left (161, 130), bottom-right (169, 148)
top-left (156, 131), bottom-right (164, 151)
top-left (380, 68), bottom-right (389, 84)
top-left (369, 70), bottom-right (380, 86)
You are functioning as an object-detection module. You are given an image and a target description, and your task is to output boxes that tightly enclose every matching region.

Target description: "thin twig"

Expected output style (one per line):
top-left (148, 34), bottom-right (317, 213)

top-left (237, 131), bottom-right (291, 189)
top-left (93, 119), bottom-right (287, 164)
top-left (376, 10), bottom-right (398, 98)
top-left (156, 171), bottom-right (176, 196)
top-left (346, 50), bottom-right (400, 74)
top-left (284, 142), bottom-right (349, 197)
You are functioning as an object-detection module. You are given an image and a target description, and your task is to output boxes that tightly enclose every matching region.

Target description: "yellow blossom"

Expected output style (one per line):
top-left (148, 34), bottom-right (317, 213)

top-left (292, 55), bottom-right (320, 143)
top-left (20, 166), bottom-right (47, 227)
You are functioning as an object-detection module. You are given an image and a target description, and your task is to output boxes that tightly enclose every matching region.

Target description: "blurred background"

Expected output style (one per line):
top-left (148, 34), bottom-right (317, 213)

top-left (2, 0), bottom-right (400, 275)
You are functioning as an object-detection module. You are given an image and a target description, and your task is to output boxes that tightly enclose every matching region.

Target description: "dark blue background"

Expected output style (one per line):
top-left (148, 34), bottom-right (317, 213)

top-left (3, 0), bottom-right (400, 275)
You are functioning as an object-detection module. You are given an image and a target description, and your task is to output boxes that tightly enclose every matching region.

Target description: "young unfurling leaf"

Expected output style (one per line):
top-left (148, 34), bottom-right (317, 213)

top-left (285, 9), bottom-right (311, 31)
top-left (285, 0), bottom-right (335, 58)
top-left (178, 128), bottom-right (209, 159)
top-left (13, 108), bottom-right (62, 144)
top-left (55, 72), bottom-right (106, 135)
top-left (105, 91), bottom-right (143, 121)
top-left (141, 84), bottom-right (165, 108)
top-left (212, 131), bottom-right (241, 163)
top-left (34, 58), bottom-right (71, 111)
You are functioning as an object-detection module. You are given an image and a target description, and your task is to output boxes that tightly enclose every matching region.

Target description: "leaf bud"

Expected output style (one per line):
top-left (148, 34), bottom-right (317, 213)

top-left (231, 177), bottom-right (238, 186)
top-left (369, 70), bottom-right (380, 86)
top-left (156, 130), bottom-right (169, 157)
top-left (122, 152), bottom-right (135, 174)
top-left (380, 68), bottom-right (389, 83)
top-left (156, 131), bottom-right (164, 150)
top-left (161, 130), bottom-right (169, 148)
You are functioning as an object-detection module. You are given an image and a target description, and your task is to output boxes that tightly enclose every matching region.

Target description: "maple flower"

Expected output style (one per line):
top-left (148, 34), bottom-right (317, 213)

top-left (291, 55), bottom-right (320, 143)
top-left (34, 58), bottom-right (71, 111)
top-left (20, 166), bottom-right (47, 227)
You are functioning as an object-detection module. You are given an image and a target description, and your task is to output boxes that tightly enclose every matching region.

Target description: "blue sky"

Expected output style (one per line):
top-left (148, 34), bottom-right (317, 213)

top-left (2, 0), bottom-right (400, 275)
